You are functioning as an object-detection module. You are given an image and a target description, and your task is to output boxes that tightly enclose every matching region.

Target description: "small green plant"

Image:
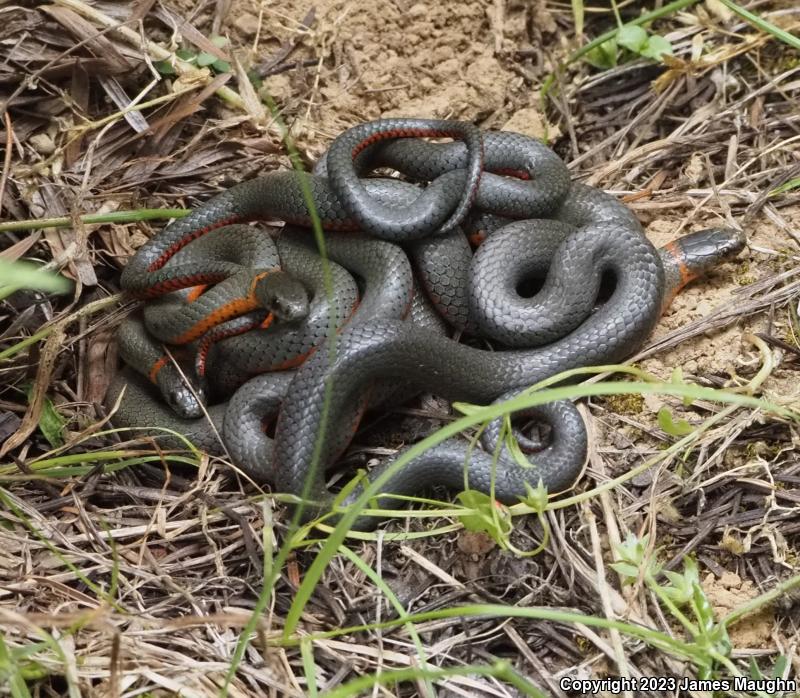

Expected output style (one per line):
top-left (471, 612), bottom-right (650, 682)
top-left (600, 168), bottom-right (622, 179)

top-left (24, 385), bottom-right (66, 448)
top-left (612, 534), bottom-right (732, 679)
top-left (448, 402), bottom-right (551, 555)
top-left (585, 17), bottom-right (673, 69)
top-left (155, 35), bottom-right (231, 76)
top-left (0, 634), bottom-right (52, 698)
top-left (577, 0), bottom-right (800, 71)
top-left (657, 406), bottom-right (695, 436)
top-left (457, 489), bottom-right (512, 537)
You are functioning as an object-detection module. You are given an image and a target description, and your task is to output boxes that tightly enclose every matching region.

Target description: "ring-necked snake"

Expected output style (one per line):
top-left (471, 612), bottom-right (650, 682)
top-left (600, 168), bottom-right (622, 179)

top-left (107, 118), bottom-right (746, 529)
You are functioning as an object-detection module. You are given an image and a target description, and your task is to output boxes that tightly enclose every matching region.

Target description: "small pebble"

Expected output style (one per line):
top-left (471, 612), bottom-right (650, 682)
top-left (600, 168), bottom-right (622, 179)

top-left (233, 12), bottom-right (259, 37)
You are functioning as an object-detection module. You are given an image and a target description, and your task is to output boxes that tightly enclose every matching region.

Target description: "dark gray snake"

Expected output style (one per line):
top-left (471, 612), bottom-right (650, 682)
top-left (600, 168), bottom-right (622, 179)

top-left (107, 118), bottom-right (745, 529)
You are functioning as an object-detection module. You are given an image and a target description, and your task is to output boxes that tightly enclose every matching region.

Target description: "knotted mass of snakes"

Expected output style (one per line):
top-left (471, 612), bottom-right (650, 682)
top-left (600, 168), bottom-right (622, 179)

top-left (107, 118), bottom-right (745, 530)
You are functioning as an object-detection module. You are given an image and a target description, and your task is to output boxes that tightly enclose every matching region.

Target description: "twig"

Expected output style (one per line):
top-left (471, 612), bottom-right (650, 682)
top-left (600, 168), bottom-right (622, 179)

top-left (0, 209), bottom-right (189, 234)
top-left (0, 111), bottom-right (12, 215)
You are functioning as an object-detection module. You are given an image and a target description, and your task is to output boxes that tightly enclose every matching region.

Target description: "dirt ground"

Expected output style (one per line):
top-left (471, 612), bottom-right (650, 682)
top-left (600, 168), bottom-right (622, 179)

top-left (1, 0), bottom-right (800, 695)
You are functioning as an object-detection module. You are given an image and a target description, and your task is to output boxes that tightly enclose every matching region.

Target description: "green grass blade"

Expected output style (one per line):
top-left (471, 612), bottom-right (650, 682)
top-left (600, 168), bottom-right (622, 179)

top-left (716, 0), bottom-right (800, 51)
top-left (282, 603), bottom-right (707, 664)
top-left (300, 638), bottom-right (319, 698)
top-left (322, 660), bottom-right (546, 698)
top-left (0, 635), bottom-right (34, 698)
top-left (0, 209), bottom-right (189, 234)
top-left (0, 259), bottom-right (71, 298)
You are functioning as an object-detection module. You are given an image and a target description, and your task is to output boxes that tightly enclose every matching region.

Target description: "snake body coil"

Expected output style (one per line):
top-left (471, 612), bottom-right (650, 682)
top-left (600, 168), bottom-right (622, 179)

top-left (109, 118), bottom-right (745, 529)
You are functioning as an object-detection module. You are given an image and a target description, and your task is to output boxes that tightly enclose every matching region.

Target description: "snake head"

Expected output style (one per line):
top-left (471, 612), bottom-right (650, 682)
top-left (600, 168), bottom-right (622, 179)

top-left (675, 227), bottom-right (747, 271)
top-left (256, 271), bottom-right (310, 323)
top-left (157, 367), bottom-right (208, 419)
top-left (659, 227), bottom-right (747, 311)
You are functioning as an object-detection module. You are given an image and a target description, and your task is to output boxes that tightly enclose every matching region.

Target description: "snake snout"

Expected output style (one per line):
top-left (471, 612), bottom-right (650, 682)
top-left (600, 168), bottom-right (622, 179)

top-left (272, 293), bottom-right (311, 322)
top-left (659, 226), bottom-right (746, 307)
top-left (256, 270), bottom-right (311, 322)
top-left (165, 381), bottom-right (207, 419)
top-left (675, 227), bottom-right (747, 272)
top-left (685, 227), bottom-right (747, 268)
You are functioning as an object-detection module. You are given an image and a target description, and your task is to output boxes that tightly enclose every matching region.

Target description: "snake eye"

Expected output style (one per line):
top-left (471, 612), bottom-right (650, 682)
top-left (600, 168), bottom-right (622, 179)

top-left (166, 390), bottom-right (180, 408)
top-left (272, 299), bottom-right (287, 319)
top-left (163, 383), bottom-right (205, 419)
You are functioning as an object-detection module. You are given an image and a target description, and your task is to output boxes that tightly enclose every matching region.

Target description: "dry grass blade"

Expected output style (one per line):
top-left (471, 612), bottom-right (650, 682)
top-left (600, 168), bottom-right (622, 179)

top-left (40, 5), bottom-right (132, 74)
top-left (152, 6), bottom-right (233, 62)
top-left (0, 324), bottom-right (66, 457)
